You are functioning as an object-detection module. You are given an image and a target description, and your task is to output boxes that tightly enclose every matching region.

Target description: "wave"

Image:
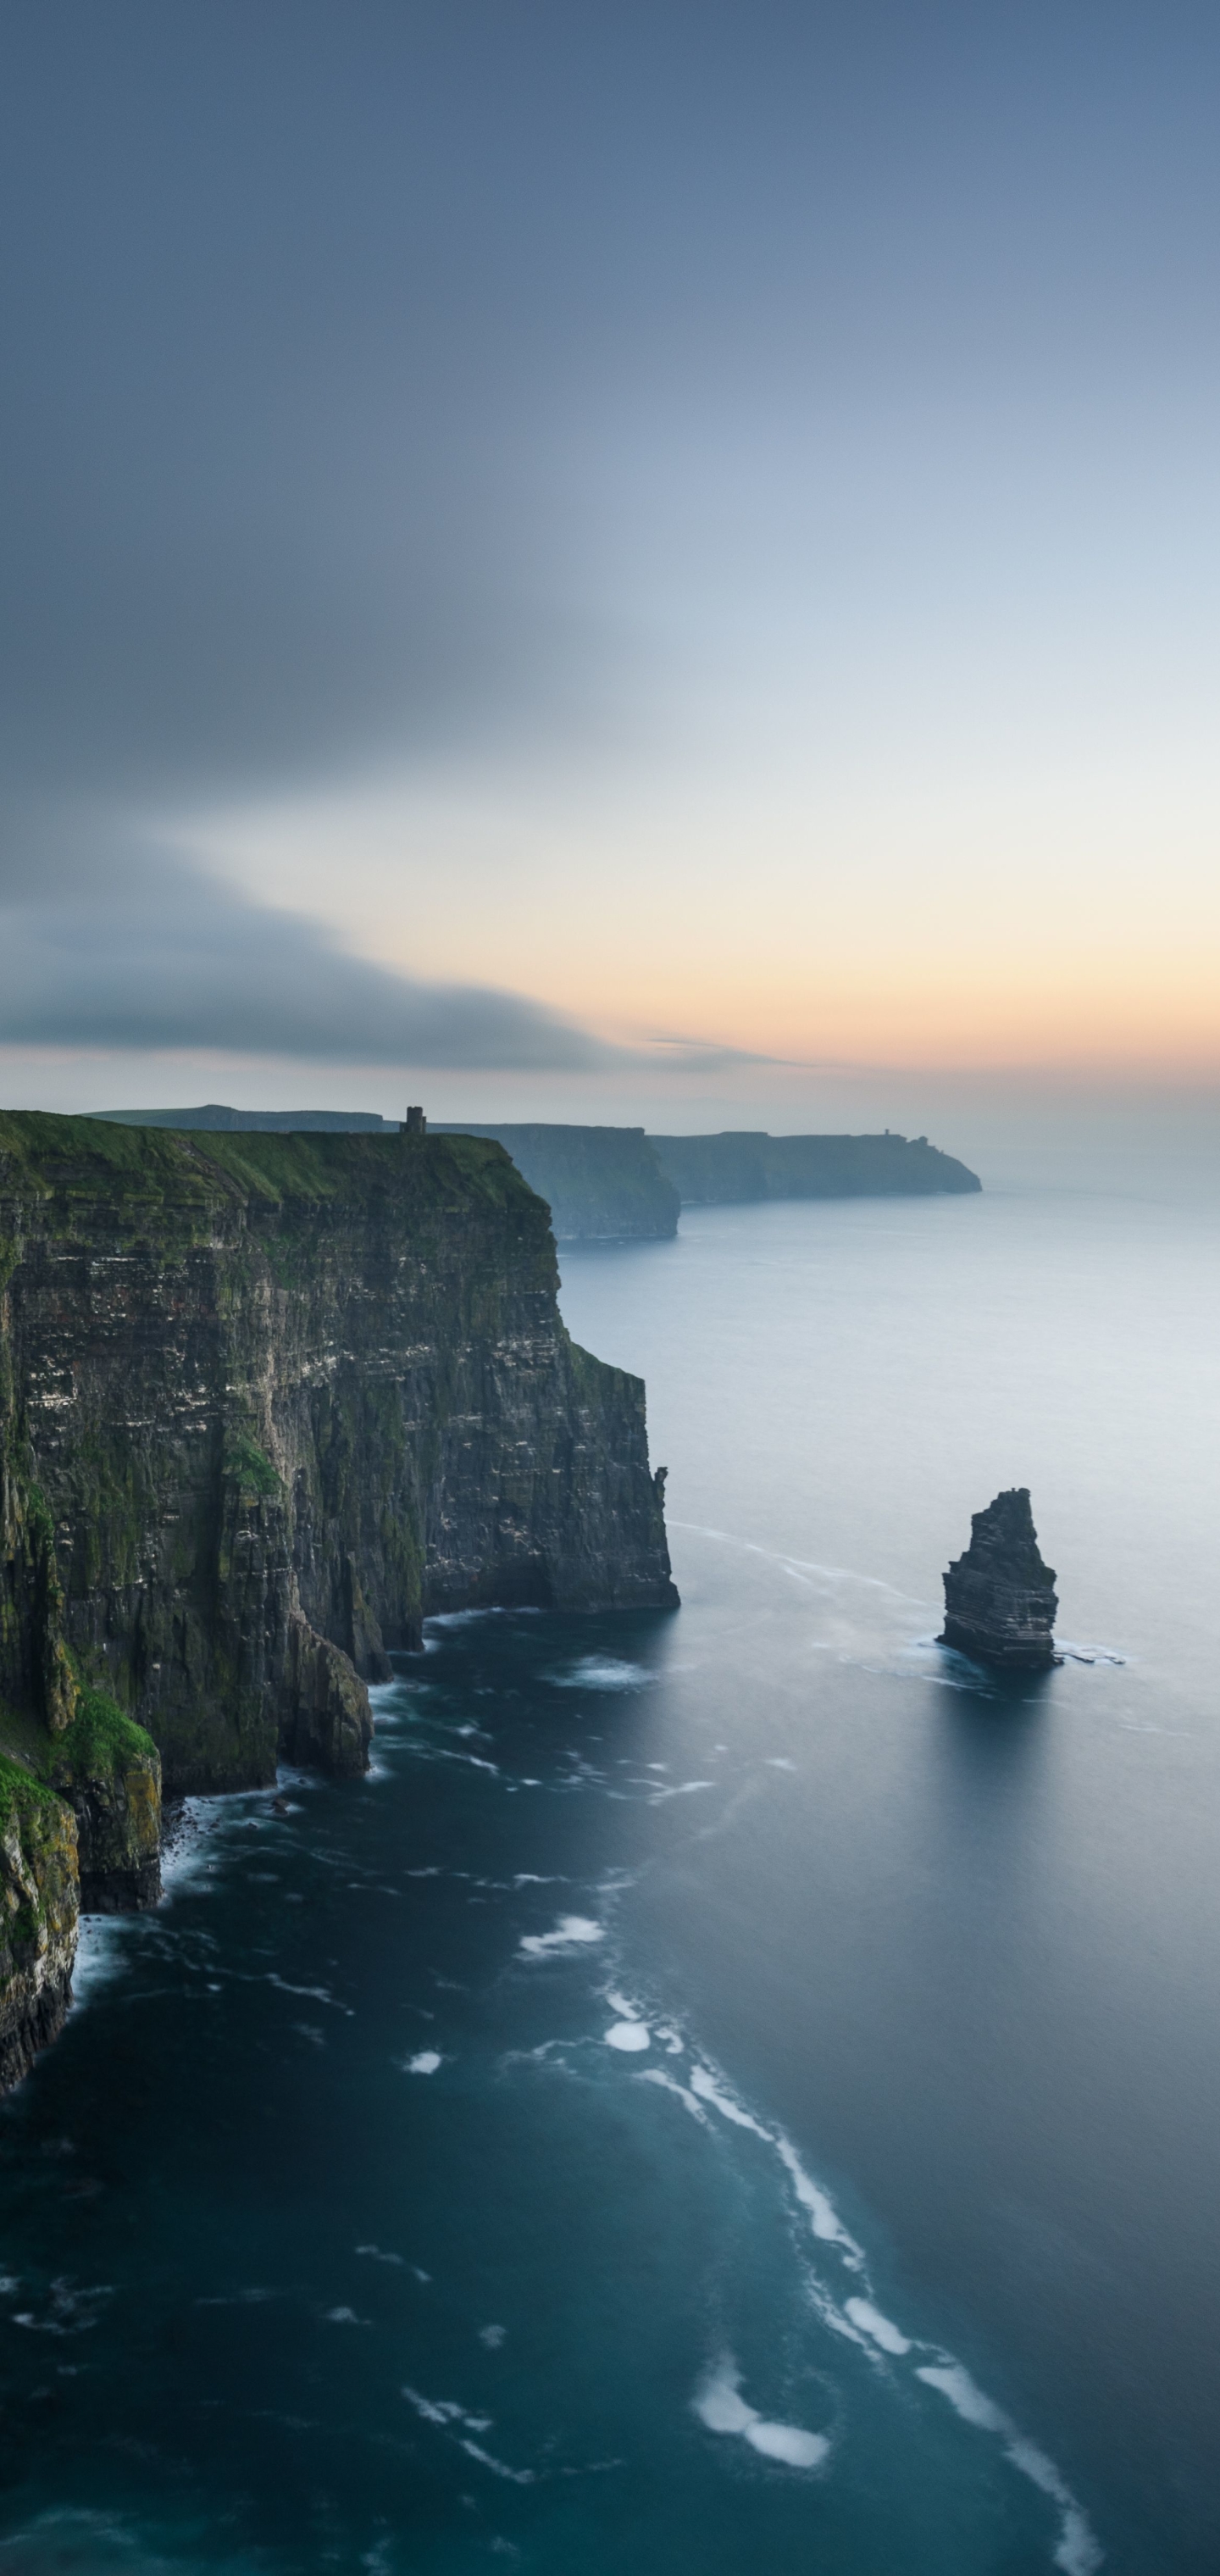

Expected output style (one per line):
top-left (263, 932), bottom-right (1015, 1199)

top-left (518, 1936), bottom-right (1102, 2572)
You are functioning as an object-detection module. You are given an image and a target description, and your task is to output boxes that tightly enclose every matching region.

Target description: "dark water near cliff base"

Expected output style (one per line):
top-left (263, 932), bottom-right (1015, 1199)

top-left (1, 1184), bottom-right (1218, 2574)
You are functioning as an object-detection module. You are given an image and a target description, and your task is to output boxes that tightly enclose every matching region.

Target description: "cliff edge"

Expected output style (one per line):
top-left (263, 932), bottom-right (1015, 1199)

top-left (0, 1115), bottom-right (675, 2084)
top-left (0, 1115), bottom-right (676, 1801)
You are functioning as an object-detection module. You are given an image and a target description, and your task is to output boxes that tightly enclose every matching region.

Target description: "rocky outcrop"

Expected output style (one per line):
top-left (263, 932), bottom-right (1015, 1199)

top-left (0, 1116), bottom-right (676, 1802)
top-left (940, 1489), bottom-right (1058, 1671)
top-left (278, 1614), bottom-right (374, 1778)
top-left (46, 1690), bottom-right (162, 1913)
top-left (650, 1130), bottom-right (981, 1203)
top-left (0, 1763), bottom-right (79, 2090)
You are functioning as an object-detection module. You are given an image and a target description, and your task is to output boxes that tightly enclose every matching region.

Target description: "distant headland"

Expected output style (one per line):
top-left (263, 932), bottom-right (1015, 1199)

top-left (95, 1110), bottom-right (982, 1242)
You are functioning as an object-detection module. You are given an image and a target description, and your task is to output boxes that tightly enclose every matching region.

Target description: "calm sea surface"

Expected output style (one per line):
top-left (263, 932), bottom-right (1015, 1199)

top-left (1, 1178), bottom-right (1217, 2573)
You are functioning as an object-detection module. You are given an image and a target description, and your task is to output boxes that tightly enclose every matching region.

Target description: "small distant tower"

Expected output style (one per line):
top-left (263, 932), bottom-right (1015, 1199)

top-left (400, 1105), bottom-right (427, 1135)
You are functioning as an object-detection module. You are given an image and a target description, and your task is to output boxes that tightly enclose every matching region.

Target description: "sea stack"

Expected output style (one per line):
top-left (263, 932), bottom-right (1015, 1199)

top-left (940, 1488), bottom-right (1058, 1671)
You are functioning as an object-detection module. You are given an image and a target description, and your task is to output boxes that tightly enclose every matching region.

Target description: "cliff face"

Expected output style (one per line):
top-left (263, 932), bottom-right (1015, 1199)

top-left (0, 1116), bottom-right (676, 1802)
top-left (0, 1763), bottom-right (78, 2092)
top-left (437, 1124), bottom-right (680, 1241)
top-left (649, 1131), bottom-right (981, 1203)
top-left (940, 1488), bottom-right (1058, 1671)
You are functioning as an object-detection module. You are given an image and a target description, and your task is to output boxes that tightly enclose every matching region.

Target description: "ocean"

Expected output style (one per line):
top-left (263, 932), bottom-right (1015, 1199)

top-left (0, 1172), bottom-right (1217, 2573)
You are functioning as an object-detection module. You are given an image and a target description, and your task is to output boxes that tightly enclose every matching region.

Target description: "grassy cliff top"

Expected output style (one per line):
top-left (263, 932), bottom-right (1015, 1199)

top-left (0, 1113), bottom-right (539, 1224)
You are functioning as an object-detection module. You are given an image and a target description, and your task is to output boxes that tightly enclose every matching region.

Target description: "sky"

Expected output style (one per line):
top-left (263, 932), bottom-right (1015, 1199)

top-left (3, 0), bottom-right (1219, 1146)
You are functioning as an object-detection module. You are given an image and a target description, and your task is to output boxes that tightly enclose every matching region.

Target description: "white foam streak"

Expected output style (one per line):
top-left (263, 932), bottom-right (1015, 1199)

top-left (688, 2065), bottom-right (769, 2137)
top-left (843, 2296), bottom-right (911, 2356)
top-left (746, 2420), bottom-right (829, 2468)
top-left (459, 2440), bottom-right (535, 2484)
top-left (685, 2067), bottom-right (862, 2264)
top-left (916, 2363), bottom-right (1006, 2431)
top-left (676, 2053), bottom-right (1099, 2563)
top-left (693, 2357), bottom-right (828, 2473)
top-left (1007, 2442), bottom-right (1105, 2575)
top-left (604, 2022), bottom-right (650, 2051)
top-left (402, 2387), bottom-right (532, 2486)
top-left (774, 2133), bottom-right (863, 2262)
top-left (552, 1657), bottom-right (652, 1691)
top-left (917, 2368), bottom-right (1104, 2570)
top-left (518, 1915), bottom-right (604, 1958)
top-left (635, 2068), bottom-right (708, 2123)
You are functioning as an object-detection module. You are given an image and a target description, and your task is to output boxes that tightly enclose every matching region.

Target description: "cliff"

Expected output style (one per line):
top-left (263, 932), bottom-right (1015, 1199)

top-left (99, 1110), bottom-right (683, 1242)
top-left (435, 1124), bottom-right (679, 1241)
top-left (0, 1113), bottom-right (675, 2084)
top-left (1, 1115), bottom-right (675, 1796)
top-left (0, 1759), bottom-right (79, 2092)
top-left (940, 1488), bottom-right (1058, 1671)
top-left (99, 1113), bottom-right (980, 1232)
top-left (45, 1689), bottom-right (162, 1913)
top-left (649, 1131), bottom-right (981, 1203)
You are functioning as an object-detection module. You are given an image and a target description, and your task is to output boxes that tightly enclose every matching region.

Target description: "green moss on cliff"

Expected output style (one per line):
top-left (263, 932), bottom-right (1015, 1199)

top-left (0, 1754), bottom-right (79, 2087)
top-left (0, 1750), bottom-right (64, 1829)
top-left (53, 1686), bottom-right (157, 1782)
top-left (224, 1431), bottom-right (282, 1500)
top-left (0, 1755), bottom-right (73, 1958)
top-left (0, 1111), bottom-right (674, 1800)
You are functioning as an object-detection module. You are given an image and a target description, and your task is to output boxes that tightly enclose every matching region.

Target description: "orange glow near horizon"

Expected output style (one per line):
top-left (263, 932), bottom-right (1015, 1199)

top-left (180, 754), bottom-right (1220, 1089)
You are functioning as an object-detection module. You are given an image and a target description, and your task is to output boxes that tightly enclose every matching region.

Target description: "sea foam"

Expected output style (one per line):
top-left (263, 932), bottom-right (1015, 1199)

top-left (693, 2357), bottom-right (828, 2472)
top-left (604, 2021), bottom-right (651, 2051)
top-left (518, 1916), bottom-right (604, 1958)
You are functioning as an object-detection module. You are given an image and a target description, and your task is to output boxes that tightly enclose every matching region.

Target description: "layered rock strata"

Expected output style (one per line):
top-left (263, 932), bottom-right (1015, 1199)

top-left (0, 1114), bottom-right (676, 1801)
top-left (0, 1113), bottom-right (676, 2084)
top-left (940, 1488), bottom-right (1058, 1670)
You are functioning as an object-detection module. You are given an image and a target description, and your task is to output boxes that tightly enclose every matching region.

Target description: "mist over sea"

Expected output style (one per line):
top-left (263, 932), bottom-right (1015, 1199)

top-left (0, 1160), bottom-right (1217, 2573)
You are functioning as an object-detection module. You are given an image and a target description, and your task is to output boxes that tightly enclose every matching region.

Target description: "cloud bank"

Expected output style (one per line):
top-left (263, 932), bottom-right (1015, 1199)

top-left (0, 814), bottom-right (765, 1073)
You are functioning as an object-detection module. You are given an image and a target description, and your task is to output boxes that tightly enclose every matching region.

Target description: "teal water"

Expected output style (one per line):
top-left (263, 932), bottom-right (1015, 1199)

top-left (2, 1180), bottom-right (1217, 2572)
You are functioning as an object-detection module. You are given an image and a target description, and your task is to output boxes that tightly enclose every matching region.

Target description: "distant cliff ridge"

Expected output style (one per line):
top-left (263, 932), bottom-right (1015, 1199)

top-left (0, 1114), bottom-right (676, 2083)
top-left (98, 1103), bottom-right (389, 1132)
top-left (99, 1113), bottom-right (981, 1236)
top-left (648, 1131), bottom-right (981, 1203)
top-left (97, 1110), bottom-right (680, 1240)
